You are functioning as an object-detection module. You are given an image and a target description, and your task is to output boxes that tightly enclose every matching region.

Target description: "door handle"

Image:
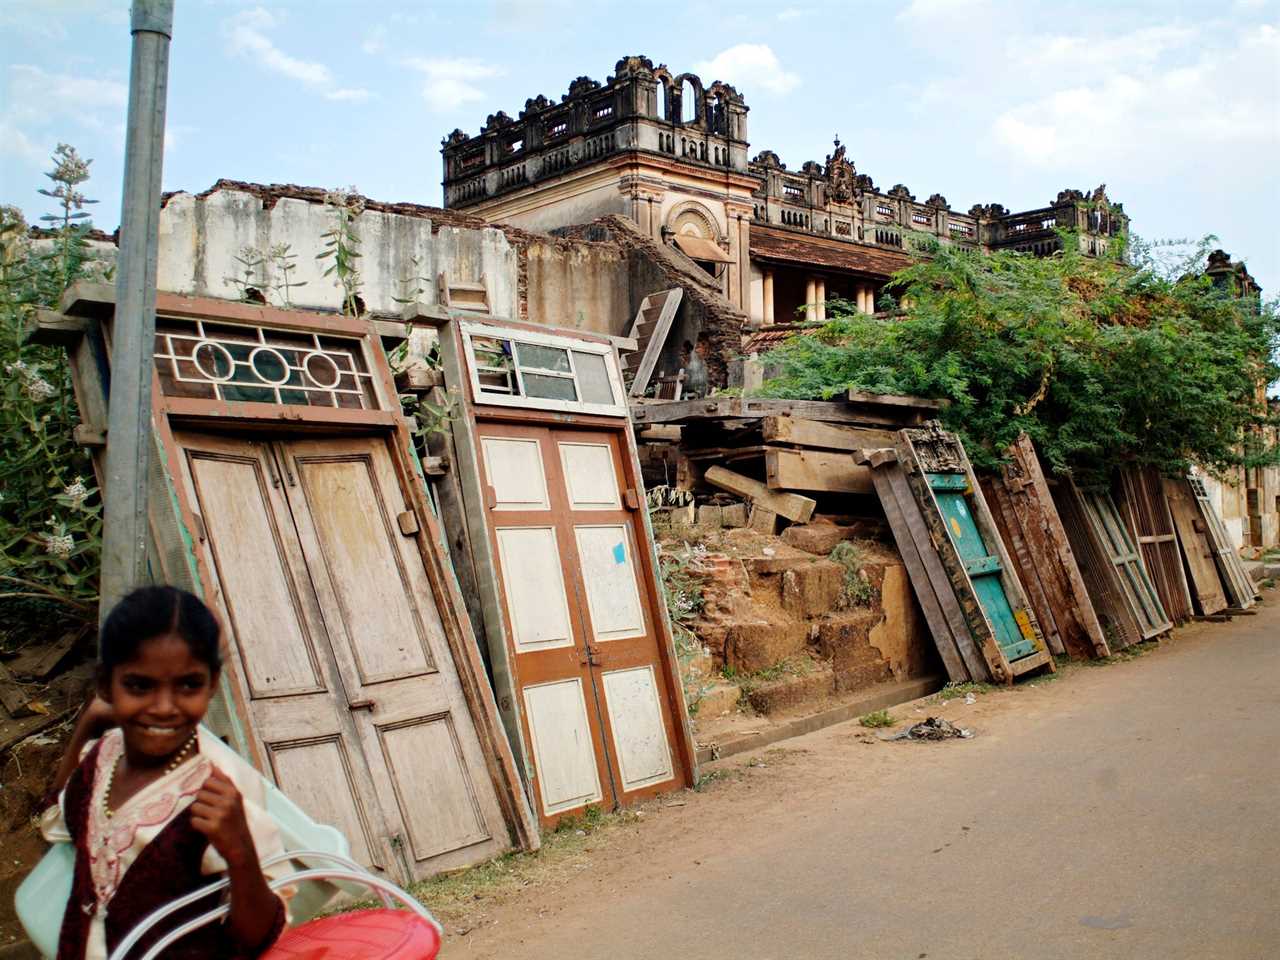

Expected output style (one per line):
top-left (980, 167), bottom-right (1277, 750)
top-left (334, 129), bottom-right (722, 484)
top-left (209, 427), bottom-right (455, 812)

top-left (579, 644), bottom-right (603, 667)
top-left (348, 698), bottom-right (377, 712)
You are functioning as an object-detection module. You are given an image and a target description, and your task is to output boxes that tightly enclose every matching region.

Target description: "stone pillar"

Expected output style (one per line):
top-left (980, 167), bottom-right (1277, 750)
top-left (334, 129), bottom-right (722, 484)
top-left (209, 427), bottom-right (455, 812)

top-left (737, 215), bottom-right (751, 312)
top-left (805, 277), bottom-right (817, 320)
top-left (763, 269), bottom-right (775, 324)
top-left (815, 277), bottom-right (826, 322)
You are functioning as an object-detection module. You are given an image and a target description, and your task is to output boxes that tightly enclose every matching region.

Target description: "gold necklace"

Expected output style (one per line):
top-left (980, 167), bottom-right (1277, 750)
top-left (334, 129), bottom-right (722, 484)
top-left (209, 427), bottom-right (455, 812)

top-left (102, 732), bottom-right (198, 819)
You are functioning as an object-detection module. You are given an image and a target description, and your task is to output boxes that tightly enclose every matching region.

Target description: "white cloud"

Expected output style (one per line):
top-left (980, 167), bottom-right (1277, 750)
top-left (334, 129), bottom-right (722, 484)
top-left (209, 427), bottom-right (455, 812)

top-left (992, 24), bottom-right (1280, 170)
top-left (6, 64), bottom-right (126, 124)
top-left (0, 119), bottom-right (49, 167)
top-left (222, 8), bottom-right (370, 103)
top-left (361, 25), bottom-right (388, 55)
top-left (694, 44), bottom-right (800, 95)
top-left (403, 58), bottom-right (504, 112)
top-left (777, 7), bottom-right (805, 21)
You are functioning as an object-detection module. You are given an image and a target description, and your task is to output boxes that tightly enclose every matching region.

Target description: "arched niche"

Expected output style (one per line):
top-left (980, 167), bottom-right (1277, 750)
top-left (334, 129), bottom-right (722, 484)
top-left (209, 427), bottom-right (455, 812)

top-left (667, 200), bottom-right (721, 242)
top-left (673, 74), bottom-right (704, 127)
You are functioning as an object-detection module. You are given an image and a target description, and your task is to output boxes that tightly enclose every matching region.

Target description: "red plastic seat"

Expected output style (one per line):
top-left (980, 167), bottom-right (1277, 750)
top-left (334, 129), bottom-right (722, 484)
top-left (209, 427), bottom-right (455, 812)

top-left (263, 909), bottom-right (441, 960)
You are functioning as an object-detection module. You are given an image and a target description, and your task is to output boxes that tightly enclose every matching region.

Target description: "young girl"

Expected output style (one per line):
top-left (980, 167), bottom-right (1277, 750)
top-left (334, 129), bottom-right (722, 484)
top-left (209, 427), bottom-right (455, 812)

top-left (43, 586), bottom-right (291, 959)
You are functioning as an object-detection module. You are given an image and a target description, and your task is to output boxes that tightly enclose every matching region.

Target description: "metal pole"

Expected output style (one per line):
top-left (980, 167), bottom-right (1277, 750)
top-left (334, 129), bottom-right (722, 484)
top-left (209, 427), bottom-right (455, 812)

top-left (100, 0), bottom-right (174, 625)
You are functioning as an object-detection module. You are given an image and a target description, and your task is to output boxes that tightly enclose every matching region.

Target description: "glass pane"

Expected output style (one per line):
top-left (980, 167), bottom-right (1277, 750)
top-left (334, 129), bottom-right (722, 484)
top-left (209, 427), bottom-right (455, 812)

top-left (523, 373), bottom-right (577, 401)
top-left (573, 351), bottom-right (615, 405)
top-left (515, 341), bottom-right (571, 373)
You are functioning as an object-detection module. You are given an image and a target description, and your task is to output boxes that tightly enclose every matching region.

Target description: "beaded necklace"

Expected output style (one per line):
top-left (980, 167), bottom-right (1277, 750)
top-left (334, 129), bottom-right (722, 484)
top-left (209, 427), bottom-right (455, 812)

top-left (102, 731), bottom-right (198, 818)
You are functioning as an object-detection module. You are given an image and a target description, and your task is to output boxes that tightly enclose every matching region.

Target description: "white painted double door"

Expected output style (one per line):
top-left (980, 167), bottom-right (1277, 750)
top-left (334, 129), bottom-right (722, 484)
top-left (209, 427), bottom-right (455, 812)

top-left (175, 430), bottom-right (511, 880)
top-left (477, 422), bottom-right (688, 824)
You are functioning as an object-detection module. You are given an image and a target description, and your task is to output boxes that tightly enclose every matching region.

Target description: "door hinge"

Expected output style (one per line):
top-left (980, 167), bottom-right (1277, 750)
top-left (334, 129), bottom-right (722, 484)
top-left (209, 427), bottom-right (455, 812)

top-left (191, 512), bottom-right (207, 543)
top-left (486, 484), bottom-right (497, 510)
top-left (623, 487), bottom-right (640, 510)
top-left (397, 509), bottom-right (420, 536)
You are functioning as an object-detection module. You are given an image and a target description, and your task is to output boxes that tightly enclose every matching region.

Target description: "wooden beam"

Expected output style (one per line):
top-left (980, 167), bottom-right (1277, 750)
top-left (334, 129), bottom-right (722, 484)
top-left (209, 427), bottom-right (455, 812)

top-left (73, 423), bottom-right (108, 448)
top-left (765, 448), bottom-right (873, 495)
top-left (399, 301), bottom-right (452, 328)
top-left (636, 424), bottom-right (682, 442)
top-left (846, 389), bottom-right (948, 411)
top-left (23, 309), bottom-right (90, 347)
top-left (762, 416), bottom-right (897, 451)
top-left (704, 465), bottom-right (816, 523)
top-left (629, 397), bottom-right (908, 428)
top-left (394, 367), bottom-right (445, 393)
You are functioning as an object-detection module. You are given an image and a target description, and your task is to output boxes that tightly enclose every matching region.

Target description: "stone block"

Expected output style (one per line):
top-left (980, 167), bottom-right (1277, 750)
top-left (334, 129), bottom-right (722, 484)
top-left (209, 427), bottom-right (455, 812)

top-left (781, 521), bottom-right (856, 556)
top-left (695, 681), bottom-right (742, 719)
top-left (815, 610), bottom-right (879, 663)
top-left (745, 667), bottom-right (835, 715)
top-left (721, 502), bottom-right (748, 528)
top-left (724, 620), bottom-right (808, 673)
top-left (781, 560), bottom-right (846, 618)
top-left (868, 563), bottom-right (930, 680)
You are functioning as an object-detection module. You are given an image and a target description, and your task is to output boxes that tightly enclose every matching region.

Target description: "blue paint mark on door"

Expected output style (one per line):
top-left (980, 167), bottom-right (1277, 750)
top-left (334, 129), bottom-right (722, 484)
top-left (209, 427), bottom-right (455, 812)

top-left (612, 542), bottom-right (626, 564)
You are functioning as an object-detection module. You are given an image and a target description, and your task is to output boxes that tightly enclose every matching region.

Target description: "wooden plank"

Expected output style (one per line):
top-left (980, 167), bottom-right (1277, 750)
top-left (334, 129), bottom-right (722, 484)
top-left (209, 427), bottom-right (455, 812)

top-left (1005, 436), bottom-right (1110, 659)
top-left (23, 308), bottom-right (90, 347)
top-left (73, 423), bottom-right (108, 448)
top-left (1187, 474), bottom-right (1258, 608)
top-left (630, 397), bottom-right (908, 428)
top-left (765, 448), bottom-right (873, 495)
top-left (883, 464), bottom-right (991, 682)
top-left (762, 417), bottom-right (897, 452)
top-left (1163, 477), bottom-right (1228, 616)
top-left (868, 468), bottom-right (970, 683)
top-left (7, 631), bottom-right (79, 680)
top-left (846, 390), bottom-right (948, 411)
top-left (1081, 488), bottom-right (1172, 640)
top-left (704, 465), bottom-right (816, 523)
top-left (1008, 649), bottom-right (1052, 676)
top-left (636, 425), bottom-right (682, 442)
top-left (394, 367), bottom-right (445, 393)
top-left (1118, 465), bottom-right (1193, 625)
top-left (626, 288), bottom-right (683, 398)
top-left (0, 662), bottom-right (34, 718)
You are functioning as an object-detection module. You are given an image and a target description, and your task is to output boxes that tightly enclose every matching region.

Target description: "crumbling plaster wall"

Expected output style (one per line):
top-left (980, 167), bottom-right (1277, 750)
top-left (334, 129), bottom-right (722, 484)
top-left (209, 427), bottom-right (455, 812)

top-left (520, 238), bottom-right (631, 335)
top-left (155, 185), bottom-right (519, 318)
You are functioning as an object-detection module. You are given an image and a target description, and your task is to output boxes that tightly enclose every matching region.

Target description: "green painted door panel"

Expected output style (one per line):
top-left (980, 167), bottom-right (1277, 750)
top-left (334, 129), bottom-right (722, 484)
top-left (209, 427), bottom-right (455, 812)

top-left (928, 474), bottom-right (1036, 661)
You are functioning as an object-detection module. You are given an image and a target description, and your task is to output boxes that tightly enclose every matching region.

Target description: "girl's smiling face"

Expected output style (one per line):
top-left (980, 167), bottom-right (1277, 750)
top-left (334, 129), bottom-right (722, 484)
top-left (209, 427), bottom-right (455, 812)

top-left (101, 632), bottom-right (216, 767)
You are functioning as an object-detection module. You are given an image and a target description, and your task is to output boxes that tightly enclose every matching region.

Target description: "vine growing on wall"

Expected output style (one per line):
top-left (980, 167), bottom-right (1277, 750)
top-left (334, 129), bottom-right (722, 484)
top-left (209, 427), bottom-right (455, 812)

top-left (757, 233), bottom-right (1280, 483)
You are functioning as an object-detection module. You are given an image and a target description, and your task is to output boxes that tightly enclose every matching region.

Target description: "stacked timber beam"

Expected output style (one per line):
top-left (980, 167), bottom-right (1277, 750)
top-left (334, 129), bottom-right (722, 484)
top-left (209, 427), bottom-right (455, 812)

top-left (631, 392), bottom-right (946, 531)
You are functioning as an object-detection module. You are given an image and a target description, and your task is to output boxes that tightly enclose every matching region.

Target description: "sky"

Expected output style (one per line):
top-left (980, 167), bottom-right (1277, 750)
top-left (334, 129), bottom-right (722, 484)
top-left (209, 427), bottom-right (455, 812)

top-left (2, 0), bottom-right (1278, 293)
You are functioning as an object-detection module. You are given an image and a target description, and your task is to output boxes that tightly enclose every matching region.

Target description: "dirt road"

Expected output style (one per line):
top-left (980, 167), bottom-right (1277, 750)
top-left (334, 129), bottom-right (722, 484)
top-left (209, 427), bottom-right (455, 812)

top-left (443, 595), bottom-right (1279, 959)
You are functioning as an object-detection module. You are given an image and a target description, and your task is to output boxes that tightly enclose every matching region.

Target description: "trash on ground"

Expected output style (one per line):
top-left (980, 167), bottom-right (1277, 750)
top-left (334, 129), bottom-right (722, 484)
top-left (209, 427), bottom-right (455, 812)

top-left (880, 716), bottom-right (974, 741)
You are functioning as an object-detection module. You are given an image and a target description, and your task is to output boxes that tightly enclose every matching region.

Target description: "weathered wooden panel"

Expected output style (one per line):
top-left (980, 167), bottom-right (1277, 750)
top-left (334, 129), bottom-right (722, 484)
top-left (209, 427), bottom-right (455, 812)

top-left (1163, 477), bottom-right (1228, 616)
top-left (601, 665), bottom-right (676, 791)
top-left (558, 441), bottom-right (622, 509)
top-left (574, 524), bottom-right (646, 641)
top-left (1118, 465), bottom-right (1194, 625)
top-left (891, 424), bottom-right (1053, 683)
top-left (1187, 475), bottom-right (1258, 609)
top-left (1078, 484), bottom-right (1172, 640)
top-left (980, 437), bottom-right (1110, 660)
top-left (523, 678), bottom-right (604, 815)
top-left (480, 436), bottom-right (550, 510)
top-left (494, 527), bottom-right (575, 652)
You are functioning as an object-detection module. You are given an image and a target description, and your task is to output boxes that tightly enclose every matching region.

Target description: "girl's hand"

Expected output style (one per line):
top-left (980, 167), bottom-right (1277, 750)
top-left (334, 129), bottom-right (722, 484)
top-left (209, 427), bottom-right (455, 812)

top-left (190, 766), bottom-right (257, 870)
top-left (80, 695), bottom-right (117, 737)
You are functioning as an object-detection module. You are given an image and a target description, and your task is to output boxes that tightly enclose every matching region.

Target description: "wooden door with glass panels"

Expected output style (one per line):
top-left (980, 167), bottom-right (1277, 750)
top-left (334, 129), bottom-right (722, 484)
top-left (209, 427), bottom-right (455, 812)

top-left (476, 421), bottom-right (687, 824)
top-left (175, 429), bottom-right (513, 880)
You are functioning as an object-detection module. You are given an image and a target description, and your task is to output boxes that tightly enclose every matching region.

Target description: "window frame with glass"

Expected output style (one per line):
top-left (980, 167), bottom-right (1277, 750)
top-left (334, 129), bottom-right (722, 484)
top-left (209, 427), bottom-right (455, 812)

top-left (460, 321), bottom-right (628, 418)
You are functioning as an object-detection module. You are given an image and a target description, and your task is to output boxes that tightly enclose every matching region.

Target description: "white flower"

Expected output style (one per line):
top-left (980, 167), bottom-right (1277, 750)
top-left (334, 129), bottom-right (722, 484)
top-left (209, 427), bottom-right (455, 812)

top-left (5, 360), bottom-right (29, 377)
top-left (25, 377), bottom-right (57, 401)
top-left (63, 477), bottom-right (88, 506)
top-left (40, 530), bottom-right (74, 559)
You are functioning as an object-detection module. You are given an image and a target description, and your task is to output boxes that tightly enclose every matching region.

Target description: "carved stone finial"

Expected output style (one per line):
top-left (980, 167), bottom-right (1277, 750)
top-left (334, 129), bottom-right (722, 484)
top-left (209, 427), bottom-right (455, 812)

top-left (887, 183), bottom-right (914, 200)
top-left (1090, 183), bottom-right (1108, 203)
top-left (926, 193), bottom-right (949, 210)
top-left (520, 94), bottom-right (552, 118)
top-left (442, 129), bottom-right (469, 148)
top-left (752, 149), bottom-right (784, 169)
top-left (613, 55), bottom-right (655, 78)
top-left (482, 110), bottom-right (514, 132)
top-left (801, 160), bottom-right (823, 176)
top-left (566, 75), bottom-right (602, 99)
top-left (824, 136), bottom-right (856, 204)
top-left (1055, 188), bottom-right (1084, 204)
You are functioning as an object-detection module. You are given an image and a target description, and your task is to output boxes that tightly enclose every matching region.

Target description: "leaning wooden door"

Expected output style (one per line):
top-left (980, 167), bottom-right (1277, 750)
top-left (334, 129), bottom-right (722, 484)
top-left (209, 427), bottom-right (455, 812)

top-left (928, 474), bottom-right (1036, 663)
top-left (174, 431), bottom-right (396, 875)
top-left (177, 430), bottom-right (514, 880)
top-left (476, 422), bottom-right (685, 823)
top-left (275, 436), bottom-right (514, 877)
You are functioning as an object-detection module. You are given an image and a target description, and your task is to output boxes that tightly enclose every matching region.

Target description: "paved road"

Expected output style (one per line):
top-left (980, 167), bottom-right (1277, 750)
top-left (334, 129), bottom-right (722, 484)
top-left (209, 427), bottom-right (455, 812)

top-left (456, 596), bottom-right (1280, 959)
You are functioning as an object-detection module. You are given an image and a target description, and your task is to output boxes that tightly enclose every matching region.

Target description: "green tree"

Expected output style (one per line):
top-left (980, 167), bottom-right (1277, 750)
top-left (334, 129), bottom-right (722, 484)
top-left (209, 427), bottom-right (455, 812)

top-left (757, 235), bottom-right (1279, 482)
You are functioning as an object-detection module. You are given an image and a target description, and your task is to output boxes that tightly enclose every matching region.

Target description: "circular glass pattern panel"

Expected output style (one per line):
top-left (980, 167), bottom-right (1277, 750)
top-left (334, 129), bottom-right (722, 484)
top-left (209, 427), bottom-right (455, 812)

top-left (249, 346), bottom-right (291, 386)
top-left (192, 340), bottom-right (235, 382)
